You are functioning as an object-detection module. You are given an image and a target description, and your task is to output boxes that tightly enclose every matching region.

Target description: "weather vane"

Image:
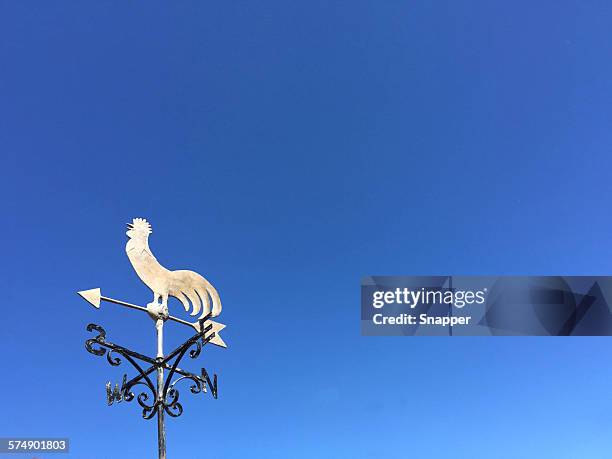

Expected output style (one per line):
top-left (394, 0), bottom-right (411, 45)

top-left (78, 218), bottom-right (226, 459)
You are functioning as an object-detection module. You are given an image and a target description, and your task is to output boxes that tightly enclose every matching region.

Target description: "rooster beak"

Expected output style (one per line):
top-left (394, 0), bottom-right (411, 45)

top-left (126, 223), bottom-right (134, 230)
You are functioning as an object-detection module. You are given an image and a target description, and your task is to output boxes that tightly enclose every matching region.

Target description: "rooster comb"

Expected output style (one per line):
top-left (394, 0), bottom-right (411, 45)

top-left (127, 217), bottom-right (152, 234)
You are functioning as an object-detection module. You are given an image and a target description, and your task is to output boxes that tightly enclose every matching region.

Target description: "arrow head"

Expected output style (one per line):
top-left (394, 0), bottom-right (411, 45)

top-left (78, 288), bottom-right (101, 308)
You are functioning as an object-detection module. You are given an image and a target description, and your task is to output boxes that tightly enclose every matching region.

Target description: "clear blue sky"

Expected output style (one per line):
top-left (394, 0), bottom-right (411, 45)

top-left (2, 1), bottom-right (612, 458)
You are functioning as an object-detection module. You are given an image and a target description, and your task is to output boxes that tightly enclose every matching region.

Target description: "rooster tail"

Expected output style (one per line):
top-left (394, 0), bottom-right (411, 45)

top-left (201, 277), bottom-right (222, 317)
top-left (169, 270), bottom-right (222, 319)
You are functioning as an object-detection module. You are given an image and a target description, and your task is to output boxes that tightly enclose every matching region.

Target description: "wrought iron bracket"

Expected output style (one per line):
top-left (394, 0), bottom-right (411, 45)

top-left (85, 317), bottom-right (218, 420)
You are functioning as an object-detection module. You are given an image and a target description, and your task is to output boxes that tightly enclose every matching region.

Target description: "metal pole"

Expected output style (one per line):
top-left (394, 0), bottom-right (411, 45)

top-left (156, 319), bottom-right (166, 459)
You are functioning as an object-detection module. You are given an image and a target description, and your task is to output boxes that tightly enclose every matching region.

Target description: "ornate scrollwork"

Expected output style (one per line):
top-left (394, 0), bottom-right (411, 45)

top-left (120, 381), bottom-right (158, 419)
top-left (85, 321), bottom-right (218, 420)
top-left (189, 339), bottom-right (202, 359)
top-left (163, 388), bottom-right (183, 417)
top-left (106, 349), bottom-right (122, 366)
top-left (85, 324), bottom-right (158, 417)
top-left (85, 323), bottom-right (107, 356)
top-left (170, 375), bottom-right (204, 395)
top-left (138, 391), bottom-right (158, 419)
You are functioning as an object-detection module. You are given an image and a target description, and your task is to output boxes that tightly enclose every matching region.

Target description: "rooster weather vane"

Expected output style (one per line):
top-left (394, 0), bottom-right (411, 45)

top-left (79, 218), bottom-right (226, 459)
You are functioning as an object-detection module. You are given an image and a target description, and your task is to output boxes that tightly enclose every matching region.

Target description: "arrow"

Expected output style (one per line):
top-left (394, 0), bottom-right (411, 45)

top-left (77, 288), bottom-right (227, 348)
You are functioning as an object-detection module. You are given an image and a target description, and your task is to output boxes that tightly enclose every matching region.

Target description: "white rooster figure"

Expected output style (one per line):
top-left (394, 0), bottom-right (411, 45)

top-left (125, 218), bottom-right (222, 321)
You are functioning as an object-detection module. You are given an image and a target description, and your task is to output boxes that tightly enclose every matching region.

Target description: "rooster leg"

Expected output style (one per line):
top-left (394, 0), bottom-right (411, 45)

top-left (146, 293), bottom-right (167, 321)
top-left (161, 293), bottom-right (169, 318)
